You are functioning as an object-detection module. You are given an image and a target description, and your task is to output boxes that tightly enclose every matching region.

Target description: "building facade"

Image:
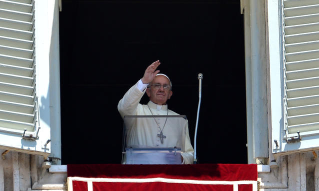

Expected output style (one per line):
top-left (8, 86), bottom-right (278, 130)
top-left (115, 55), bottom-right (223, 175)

top-left (1, 0), bottom-right (319, 190)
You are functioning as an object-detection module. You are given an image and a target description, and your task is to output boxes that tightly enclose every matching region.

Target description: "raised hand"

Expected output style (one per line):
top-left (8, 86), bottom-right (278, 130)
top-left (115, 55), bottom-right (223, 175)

top-left (141, 60), bottom-right (161, 84)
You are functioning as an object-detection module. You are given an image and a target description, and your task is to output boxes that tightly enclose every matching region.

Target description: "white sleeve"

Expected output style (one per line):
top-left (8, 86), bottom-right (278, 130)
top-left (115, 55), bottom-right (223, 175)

top-left (117, 80), bottom-right (146, 118)
top-left (137, 79), bottom-right (148, 92)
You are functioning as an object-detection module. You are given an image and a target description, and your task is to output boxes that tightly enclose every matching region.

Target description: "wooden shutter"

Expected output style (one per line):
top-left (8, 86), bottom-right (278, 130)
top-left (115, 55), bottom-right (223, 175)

top-left (284, 0), bottom-right (319, 135)
top-left (0, 0), bottom-right (36, 134)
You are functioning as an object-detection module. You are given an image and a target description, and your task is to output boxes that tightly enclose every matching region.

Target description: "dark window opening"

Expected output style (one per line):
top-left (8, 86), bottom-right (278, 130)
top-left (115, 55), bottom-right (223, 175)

top-left (60, 0), bottom-right (246, 164)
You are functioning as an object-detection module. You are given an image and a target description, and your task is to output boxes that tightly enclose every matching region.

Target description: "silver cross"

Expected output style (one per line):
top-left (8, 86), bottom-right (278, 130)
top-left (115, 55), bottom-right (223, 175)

top-left (157, 131), bottom-right (166, 144)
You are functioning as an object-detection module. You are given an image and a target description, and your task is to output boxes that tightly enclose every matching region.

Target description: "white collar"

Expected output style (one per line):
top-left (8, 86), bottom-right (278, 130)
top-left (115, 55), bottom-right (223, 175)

top-left (147, 101), bottom-right (168, 111)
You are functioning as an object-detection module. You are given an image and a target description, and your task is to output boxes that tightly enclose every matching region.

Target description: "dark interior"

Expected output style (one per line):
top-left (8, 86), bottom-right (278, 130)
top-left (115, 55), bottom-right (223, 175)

top-left (60, 0), bottom-right (247, 164)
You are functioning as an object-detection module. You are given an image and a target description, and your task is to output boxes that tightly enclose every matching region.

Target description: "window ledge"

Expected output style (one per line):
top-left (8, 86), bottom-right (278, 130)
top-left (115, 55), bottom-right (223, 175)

top-left (49, 165), bottom-right (67, 173)
top-left (257, 165), bottom-right (270, 173)
top-left (49, 165), bottom-right (270, 174)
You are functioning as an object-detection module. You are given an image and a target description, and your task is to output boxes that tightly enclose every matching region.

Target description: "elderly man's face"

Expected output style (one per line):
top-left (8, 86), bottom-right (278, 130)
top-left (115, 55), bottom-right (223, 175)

top-left (146, 75), bottom-right (173, 105)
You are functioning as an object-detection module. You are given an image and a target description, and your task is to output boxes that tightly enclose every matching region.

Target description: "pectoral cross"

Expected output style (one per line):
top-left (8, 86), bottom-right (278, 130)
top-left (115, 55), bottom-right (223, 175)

top-left (157, 131), bottom-right (166, 144)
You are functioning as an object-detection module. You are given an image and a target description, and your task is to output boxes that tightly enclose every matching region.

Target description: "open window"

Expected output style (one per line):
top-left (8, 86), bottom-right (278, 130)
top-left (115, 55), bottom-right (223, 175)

top-left (0, 0), bottom-right (60, 159)
top-left (269, 0), bottom-right (319, 155)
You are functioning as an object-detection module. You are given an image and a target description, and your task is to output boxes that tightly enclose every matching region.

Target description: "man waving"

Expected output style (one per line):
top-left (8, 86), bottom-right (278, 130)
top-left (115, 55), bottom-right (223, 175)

top-left (118, 60), bottom-right (194, 164)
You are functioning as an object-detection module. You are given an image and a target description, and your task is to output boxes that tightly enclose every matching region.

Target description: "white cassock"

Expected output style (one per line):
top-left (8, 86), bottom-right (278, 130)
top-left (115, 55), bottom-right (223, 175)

top-left (118, 80), bottom-right (194, 164)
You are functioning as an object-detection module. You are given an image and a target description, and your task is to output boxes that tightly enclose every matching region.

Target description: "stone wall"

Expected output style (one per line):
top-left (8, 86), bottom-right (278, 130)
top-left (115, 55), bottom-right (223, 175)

top-left (0, 149), bottom-right (66, 191)
top-left (259, 151), bottom-right (319, 191)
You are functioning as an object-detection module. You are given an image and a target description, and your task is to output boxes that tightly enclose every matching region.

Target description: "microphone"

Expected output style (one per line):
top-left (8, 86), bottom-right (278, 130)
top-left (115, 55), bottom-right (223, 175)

top-left (198, 73), bottom-right (203, 98)
top-left (194, 73), bottom-right (203, 164)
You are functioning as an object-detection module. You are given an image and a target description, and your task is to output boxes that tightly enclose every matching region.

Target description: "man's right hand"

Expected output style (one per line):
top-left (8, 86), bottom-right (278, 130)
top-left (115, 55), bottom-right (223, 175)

top-left (141, 60), bottom-right (161, 84)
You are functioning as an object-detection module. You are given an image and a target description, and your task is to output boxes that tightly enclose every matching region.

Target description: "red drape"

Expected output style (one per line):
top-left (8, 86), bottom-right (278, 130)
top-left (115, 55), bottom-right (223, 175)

top-left (68, 164), bottom-right (257, 191)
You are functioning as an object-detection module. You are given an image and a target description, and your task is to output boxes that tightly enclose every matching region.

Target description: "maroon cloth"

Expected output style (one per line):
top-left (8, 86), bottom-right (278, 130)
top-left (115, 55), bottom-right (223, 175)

top-left (68, 164), bottom-right (257, 181)
top-left (68, 164), bottom-right (257, 191)
top-left (93, 182), bottom-right (234, 191)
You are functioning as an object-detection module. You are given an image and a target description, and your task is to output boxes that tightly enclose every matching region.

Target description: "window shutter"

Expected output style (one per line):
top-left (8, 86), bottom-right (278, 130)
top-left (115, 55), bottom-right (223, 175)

top-left (0, 0), bottom-right (35, 132)
top-left (269, 0), bottom-right (319, 155)
top-left (0, 0), bottom-right (51, 157)
top-left (284, 0), bottom-right (319, 135)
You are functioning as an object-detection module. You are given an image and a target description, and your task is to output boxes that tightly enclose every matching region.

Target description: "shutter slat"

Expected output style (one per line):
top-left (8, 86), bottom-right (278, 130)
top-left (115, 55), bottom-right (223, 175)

top-left (0, 63), bottom-right (33, 77)
top-left (286, 40), bottom-right (319, 53)
top-left (0, 109), bottom-right (33, 123)
top-left (288, 122), bottom-right (319, 133)
top-left (286, 58), bottom-right (319, 70)
top-left (0, 118), bottom-right (33, 131)
top-left (0, 72), bottom-right (33, 86)
top-left (285, 22), bottom-right (319, 35)
top-left (288, 103), bottom-right (319, 116)
top-left (287, 76), bottom-right (319, 89)
top-left (0, 54), bottom-right (32, 67)
top-left (0, 45), bottom-right (33, 59)
top-left (0, 36), bottom-right (32, 49)
top-left (0, 1), bottom-right (32, 13)
top-left (0, 100), bottom-right (33, 114)
top-left (0, 8), bottom-right (32, 22)
top-left (288, 112), bottom-right (319, 126)
top-left (0, 91), bottom-right (33, 105)
top-left (285, 4), bottom-right (319, 17)
top-left (0, 18), bottom-right (32, 31)
top-left (286, 49), bottom-right (319, 62)
top-left (286, 67), bottom-right (319, 80)
top-left (0, 27), bottom-right (32, 40)
top-left (7, 0), bottom-right (32, 4)
top-left (285, 13), bottom-right (319, 26)
top-left (287, 85), bottom-right (319, 98)
top-left (0, 82), bottom-right (33, 95)
top-left (284, 0), bottom-right (319, 8)
top-left (285, 31), bottom-right (319, 44)
top-left (288, 95), bottom-right (319, 107)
